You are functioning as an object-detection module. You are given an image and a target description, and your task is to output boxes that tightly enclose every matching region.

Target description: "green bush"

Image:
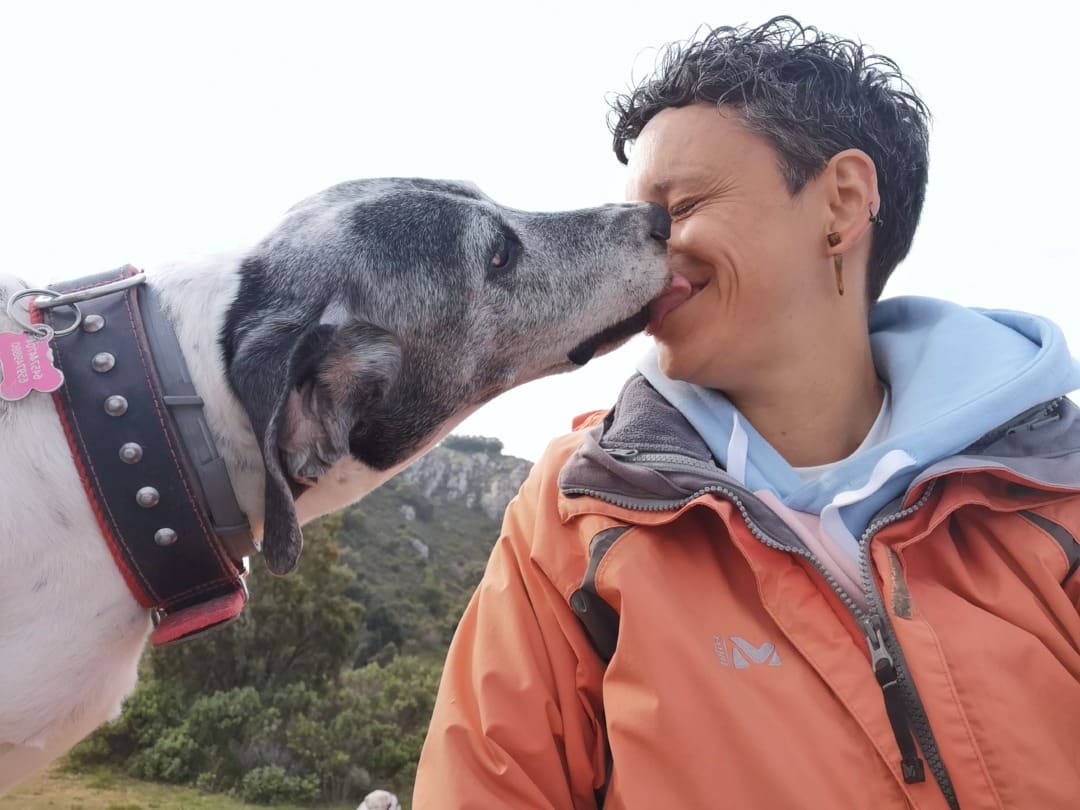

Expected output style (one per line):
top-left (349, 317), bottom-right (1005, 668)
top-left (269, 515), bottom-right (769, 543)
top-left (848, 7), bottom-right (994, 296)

top-left (186, 687), bottom-right (268, 783)
top-left (237, 764), bottom-right (319, 805)
top-left (442, 434), bottom-right (503, 455)
top-left (128, 722), bottom-right (201, 783)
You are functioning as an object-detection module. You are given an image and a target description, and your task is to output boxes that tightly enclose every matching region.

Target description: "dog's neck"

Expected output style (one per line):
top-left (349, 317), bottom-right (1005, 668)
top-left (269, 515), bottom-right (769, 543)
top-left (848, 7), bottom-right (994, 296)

top-left (148, 252), bottom-right (480, 545)
top-left (147, 253), bottom-right (268, 531)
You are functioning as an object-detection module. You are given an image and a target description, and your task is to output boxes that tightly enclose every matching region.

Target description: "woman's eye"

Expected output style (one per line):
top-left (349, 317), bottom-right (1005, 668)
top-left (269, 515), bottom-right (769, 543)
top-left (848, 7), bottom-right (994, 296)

top-left (490, 236), bottom-right (521, 272)
top-left (670, 200), bottom-right (698, 219)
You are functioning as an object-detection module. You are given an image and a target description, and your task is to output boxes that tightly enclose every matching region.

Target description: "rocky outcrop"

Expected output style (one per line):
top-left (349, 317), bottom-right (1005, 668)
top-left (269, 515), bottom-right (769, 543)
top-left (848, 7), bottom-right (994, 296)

top-left (400, 436), bottom-right (533, 523)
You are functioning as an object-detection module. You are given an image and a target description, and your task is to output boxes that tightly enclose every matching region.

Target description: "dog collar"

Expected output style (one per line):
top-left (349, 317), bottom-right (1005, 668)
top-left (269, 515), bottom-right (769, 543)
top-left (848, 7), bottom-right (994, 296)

top-left (29, 265), bottom-right (254, 645)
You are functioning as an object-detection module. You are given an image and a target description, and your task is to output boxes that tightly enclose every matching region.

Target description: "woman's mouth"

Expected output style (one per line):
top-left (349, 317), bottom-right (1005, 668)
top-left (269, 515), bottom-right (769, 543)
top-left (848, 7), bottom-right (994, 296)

top-left (645, 272), bottom-right (705, 335)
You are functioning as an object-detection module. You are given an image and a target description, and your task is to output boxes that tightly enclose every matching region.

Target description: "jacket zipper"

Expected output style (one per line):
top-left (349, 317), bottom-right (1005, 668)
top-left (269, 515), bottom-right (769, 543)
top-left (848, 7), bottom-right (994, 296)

top-left (863, 617), bottom-right (925, 782)
top-left (565, 451), bottom-right (961, 810)
top-left (858, 486), bottom-right (959, 809)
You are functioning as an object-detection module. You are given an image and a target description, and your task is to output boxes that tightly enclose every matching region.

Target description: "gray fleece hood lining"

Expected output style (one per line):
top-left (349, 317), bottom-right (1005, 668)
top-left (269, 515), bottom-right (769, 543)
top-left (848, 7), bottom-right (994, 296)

top-left (559, 376), bottom-right (1080, 510)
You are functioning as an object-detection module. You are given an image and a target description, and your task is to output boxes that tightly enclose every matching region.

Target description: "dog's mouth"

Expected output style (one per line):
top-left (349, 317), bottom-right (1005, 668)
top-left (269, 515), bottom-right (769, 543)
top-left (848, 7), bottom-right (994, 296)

top-left (644, 272), bottom-right (696, 335)
top-left (567, 305), bottom-right (650, 366)
top-left (566, 271), bottom-right (697, 366)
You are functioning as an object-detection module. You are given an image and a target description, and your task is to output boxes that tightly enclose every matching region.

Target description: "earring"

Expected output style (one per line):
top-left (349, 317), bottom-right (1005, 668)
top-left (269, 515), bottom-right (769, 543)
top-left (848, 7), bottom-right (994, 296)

top-left (826, 232), bottom-right (844, 296)
top-left (869, 204), bottom-right (882, 225)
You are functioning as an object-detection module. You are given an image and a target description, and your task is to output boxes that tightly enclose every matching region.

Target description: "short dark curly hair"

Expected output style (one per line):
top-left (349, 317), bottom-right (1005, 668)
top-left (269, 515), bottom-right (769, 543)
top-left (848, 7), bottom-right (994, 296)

top-left (609, 16), bottom-right (930, 301)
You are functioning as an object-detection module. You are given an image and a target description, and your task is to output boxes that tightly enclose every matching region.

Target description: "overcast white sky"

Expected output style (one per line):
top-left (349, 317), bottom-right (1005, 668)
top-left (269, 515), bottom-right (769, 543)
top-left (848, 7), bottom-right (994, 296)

top-left (2, 1), bottom-right (1077, 461)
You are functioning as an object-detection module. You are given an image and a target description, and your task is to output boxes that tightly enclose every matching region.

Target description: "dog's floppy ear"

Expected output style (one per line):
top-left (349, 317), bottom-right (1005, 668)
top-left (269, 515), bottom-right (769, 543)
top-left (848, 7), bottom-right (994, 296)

top-left (231, 318), bottom-right (401, 575)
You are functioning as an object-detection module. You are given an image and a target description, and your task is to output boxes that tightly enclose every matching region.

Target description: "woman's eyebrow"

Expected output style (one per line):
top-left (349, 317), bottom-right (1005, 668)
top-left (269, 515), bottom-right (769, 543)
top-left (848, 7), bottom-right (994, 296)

top-left (649, 178), bottom-right (674, 195)
top-left (651, 176), bottom-right (692, 196)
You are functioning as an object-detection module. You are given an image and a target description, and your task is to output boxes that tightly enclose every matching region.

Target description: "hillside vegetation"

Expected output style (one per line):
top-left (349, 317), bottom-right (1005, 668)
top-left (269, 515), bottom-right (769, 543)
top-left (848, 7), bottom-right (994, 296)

top-left (1, 768), bottom-right (352, 810)
top-left (45, 438), bottom-right (531, 807)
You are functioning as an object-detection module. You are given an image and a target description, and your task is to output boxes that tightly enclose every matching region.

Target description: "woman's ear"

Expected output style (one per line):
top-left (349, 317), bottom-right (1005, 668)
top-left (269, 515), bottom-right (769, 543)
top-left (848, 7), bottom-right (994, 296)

top-left (824, 148), bottom-right (880, 250)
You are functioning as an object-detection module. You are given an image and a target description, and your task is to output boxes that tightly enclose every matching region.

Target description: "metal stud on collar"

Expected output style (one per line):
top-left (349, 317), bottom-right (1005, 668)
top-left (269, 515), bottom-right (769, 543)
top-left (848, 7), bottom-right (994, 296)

top-left (154, 528), bottom-right (178, 547)
top-left (119, 442), bottom-right (143, 464)
top-left (92, 352), bottom-right (116, 373)
top-left (136, 486), bottom-right (160, 508)
top-left (104, 395), bottom-right (128, 416)
top-left (82, 314), bottom-right (105, 333)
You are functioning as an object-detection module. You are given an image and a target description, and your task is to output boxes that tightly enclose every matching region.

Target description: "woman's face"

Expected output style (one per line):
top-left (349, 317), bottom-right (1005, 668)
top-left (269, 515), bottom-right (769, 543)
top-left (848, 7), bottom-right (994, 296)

top-left (626, 103), bottom-right (834, 392)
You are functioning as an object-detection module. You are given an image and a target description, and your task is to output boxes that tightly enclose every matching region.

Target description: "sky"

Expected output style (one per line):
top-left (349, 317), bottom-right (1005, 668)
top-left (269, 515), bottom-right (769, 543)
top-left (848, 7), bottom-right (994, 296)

top-left (2, 1), bottom-right (1077, 462)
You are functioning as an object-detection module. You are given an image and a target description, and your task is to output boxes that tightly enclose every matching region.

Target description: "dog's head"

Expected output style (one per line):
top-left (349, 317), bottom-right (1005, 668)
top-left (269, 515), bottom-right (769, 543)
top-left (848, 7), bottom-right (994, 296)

top-left (223, 178), bottom-right (669, 574)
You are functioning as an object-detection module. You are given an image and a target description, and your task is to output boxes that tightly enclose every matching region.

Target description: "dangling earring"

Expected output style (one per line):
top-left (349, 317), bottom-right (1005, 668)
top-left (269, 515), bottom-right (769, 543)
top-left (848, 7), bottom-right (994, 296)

top-left (826, 232), bottom-right (844, 296)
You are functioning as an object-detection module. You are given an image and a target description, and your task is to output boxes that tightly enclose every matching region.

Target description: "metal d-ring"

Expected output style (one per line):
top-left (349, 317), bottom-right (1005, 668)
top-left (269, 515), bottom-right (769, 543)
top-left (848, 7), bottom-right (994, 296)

top-left (6, 275), bottom-right (145, 339)
top-left (6, 288), bottom-right (83, 338)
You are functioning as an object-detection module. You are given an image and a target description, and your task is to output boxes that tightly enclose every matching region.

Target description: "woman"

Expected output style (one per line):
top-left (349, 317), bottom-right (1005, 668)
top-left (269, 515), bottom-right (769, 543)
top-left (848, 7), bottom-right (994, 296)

top-left (414, 18), bottom-right (1080, 809)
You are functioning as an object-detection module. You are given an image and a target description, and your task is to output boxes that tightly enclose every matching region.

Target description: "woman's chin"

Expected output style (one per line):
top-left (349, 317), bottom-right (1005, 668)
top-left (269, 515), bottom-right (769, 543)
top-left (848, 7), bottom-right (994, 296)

top-left (654, 341), bottom-right (693, 382)
top-left (654, 339), bottom-right (724, 389)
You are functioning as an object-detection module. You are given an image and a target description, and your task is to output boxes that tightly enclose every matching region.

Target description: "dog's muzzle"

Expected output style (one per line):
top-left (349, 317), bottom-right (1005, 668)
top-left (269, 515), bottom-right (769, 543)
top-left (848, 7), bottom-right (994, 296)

top-left (566, 306), bottom-right (650, 366)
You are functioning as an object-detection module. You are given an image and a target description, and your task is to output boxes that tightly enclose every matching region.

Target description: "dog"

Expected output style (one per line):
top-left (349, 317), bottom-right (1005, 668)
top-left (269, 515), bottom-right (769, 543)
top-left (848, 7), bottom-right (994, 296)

top-left (0, 177), bottom-right (670, 793)
top-left (358, 788), bottom-right (401, 810)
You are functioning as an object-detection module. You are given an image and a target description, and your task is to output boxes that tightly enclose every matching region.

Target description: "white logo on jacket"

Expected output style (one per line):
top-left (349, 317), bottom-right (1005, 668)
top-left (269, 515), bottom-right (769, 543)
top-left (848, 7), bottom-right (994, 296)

top-left (713, 635), bottom-right (782, 669)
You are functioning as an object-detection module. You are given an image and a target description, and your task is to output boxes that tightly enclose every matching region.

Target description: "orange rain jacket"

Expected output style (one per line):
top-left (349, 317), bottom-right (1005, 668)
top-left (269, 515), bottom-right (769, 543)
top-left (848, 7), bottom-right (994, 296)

top-left (414, 378), bottom-right (1080, 809)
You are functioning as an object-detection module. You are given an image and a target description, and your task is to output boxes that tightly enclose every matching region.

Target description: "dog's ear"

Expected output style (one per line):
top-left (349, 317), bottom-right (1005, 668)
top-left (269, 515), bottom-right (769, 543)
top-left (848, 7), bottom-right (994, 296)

top-left (231, 319), bottom-right (401, 575)
top-left (278, 322), bottom-right (402, 485)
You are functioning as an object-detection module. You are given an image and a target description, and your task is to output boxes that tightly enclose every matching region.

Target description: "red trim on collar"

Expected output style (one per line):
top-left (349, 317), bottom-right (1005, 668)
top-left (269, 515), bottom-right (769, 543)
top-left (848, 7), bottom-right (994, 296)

top-left (150, 588), bottom-right (247, 645)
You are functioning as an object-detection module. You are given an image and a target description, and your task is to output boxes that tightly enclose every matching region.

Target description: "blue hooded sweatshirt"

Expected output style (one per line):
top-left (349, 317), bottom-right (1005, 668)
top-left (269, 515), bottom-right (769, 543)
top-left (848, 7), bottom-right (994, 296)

top-left (638, 296), bottom-right (1080, 558)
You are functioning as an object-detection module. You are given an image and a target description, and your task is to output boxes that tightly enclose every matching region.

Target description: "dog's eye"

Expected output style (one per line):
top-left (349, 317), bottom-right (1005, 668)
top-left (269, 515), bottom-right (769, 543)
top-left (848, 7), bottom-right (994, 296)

top-left (489, 236), bottom-right (521, 273)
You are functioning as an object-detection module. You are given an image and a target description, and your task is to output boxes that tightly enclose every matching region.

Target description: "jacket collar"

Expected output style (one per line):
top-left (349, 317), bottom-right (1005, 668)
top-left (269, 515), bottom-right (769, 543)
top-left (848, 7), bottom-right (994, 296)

top-left (559, 373), bottom-right (1080, 512)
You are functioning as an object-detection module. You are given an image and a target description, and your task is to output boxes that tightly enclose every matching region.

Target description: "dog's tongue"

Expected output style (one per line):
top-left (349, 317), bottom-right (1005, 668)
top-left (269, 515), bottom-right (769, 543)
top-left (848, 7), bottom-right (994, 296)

top-left (646, 273), bottom-right (694, 335)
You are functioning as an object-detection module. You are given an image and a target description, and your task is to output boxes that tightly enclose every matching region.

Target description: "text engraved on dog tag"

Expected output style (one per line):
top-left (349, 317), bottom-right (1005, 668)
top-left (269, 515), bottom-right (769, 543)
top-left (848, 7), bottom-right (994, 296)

top-left (0, 331), bottom-right (65, 401)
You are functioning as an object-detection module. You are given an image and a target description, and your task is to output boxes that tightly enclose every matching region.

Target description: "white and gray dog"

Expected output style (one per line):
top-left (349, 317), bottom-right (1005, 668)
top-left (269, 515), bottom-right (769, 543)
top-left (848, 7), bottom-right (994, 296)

top-left (358, 788), bottom-right (401, 810)
top-left (0, 178), bottom-right (671, 792)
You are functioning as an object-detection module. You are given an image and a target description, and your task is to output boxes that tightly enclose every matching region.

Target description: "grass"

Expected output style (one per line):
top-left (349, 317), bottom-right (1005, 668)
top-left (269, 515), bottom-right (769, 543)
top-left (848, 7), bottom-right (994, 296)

top-left (0, 768), bottom-right (355, 810)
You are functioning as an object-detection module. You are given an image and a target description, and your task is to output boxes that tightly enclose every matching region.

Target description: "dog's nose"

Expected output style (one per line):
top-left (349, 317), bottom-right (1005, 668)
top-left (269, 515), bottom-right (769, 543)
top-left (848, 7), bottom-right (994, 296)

top-left (646, 203), bottom-right (671, 242)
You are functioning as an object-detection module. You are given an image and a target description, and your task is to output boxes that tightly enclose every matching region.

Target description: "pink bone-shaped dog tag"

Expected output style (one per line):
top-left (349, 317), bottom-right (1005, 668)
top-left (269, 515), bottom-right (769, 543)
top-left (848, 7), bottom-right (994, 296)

top-left (0, 331), bottom-right (65, 401)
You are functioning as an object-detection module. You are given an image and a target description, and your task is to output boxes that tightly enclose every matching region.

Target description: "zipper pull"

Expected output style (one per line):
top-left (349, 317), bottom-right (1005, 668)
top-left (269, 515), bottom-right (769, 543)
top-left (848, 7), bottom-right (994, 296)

top-left (862, 617), bottom-right (926, 784)
top-left (606, 447), bottom-right (639, 458)
top-left (864, 618), bottom-right (897, 684)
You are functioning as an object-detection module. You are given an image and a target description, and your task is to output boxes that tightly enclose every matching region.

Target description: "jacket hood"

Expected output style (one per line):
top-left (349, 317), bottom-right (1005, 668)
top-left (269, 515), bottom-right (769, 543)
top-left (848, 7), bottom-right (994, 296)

top-left (562, 297), bottom-right (1080, 551)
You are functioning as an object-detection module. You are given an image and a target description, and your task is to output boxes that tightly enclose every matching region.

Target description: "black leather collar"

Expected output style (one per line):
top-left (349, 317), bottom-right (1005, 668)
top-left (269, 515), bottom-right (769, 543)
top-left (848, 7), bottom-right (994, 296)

top-left (33, 266), bottom-right (253, 645)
